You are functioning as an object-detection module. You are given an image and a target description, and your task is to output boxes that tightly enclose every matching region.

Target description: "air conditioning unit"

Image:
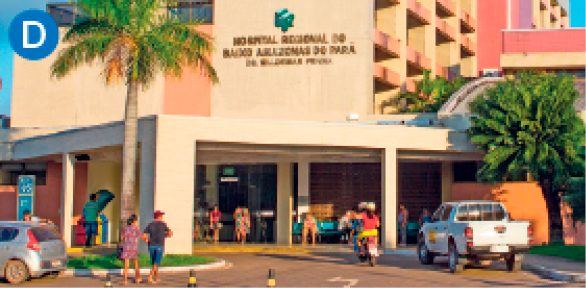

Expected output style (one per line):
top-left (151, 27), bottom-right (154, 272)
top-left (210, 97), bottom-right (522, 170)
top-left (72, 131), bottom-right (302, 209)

top-left (482, 69), bottom-right (500, 77)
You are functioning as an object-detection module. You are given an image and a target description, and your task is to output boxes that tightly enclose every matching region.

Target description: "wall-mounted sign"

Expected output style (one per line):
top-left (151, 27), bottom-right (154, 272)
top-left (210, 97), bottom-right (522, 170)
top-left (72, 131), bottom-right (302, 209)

top-left (17, 175), bottom-right (35, 221)
top-left (223, 167), bottom-right (235, 176)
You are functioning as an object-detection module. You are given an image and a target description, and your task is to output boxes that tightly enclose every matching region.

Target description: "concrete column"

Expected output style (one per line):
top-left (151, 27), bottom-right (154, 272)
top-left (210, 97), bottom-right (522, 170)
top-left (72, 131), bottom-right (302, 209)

top-left (297, 159), bottom-right (310, 222)
top-left (139, 122), bottom-right (156, 254)
top-left (441, 161), bottom-right (453, 203)
top-left (61, 153), bottom-right (75, 247)
top-left (276, 163), bottom-right (293, 245)
top-left (381, 148), bottom-right (398, 249)
top-left (153, 133), bottom-right (195, 254)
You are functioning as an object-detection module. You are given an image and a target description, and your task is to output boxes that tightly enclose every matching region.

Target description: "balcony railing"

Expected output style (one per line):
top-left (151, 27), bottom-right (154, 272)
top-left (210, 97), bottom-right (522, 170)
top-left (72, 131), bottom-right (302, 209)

top-left (540, 0), bottom-right (547, 10)
top-left (435, 16), bottom-right (456, 41)
top-left (460, 10), bottom-right (476, 32)
top-left (460, 34), bottom-right (477, 55)
top-left (406, 46), bottom-right (432, 70)
top-left (407, 0), bottom-right (432, 25)
top-left (374, 29), bottom-right (401, 57)
top-left (374, 63), bottom-right (401, 88)
top-left (436, 0), bottom-right (456, 16)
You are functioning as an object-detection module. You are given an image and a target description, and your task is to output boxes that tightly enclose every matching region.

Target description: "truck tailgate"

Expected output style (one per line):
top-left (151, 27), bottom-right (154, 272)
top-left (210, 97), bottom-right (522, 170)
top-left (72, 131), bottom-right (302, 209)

top-left (469, 221), bottom-right (529, 246)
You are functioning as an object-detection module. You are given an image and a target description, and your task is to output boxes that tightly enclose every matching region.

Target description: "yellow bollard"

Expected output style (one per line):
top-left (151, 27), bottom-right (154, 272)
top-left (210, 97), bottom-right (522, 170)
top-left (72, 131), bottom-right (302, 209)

top-left (187, 269), bottom-right (197, 287)
top-left (267, 269), bottom-right (275, 287)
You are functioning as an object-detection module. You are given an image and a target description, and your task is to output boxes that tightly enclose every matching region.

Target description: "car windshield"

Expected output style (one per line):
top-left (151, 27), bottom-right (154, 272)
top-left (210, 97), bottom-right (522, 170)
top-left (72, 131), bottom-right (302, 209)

top-left (30, 227), bottom-right (61, 242)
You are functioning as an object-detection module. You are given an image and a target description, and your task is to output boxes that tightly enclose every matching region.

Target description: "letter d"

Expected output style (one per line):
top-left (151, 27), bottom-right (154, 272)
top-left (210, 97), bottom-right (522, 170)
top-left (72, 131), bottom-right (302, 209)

top-left (23, 21), bottom-right (46, 49)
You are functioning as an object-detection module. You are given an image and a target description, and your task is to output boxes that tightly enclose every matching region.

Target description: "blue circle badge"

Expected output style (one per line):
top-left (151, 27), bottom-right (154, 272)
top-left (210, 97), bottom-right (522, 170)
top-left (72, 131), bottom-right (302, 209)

top-left (9, 10), bottom-right (59, 61)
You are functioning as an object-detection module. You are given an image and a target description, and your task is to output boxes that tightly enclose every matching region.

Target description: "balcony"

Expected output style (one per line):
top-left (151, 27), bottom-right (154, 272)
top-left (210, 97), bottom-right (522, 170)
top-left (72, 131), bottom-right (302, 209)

top-left (407, 0), bottom-right (432, 25)
top-left (374, 63), bottom-right (401, 88)
top-left (460, 34), bottom-right (477, 55)
top-left (460, 10), bottom-right (476, 32)
top-left (540, 0), bottom-right (547, 10)
top-left (435, 16), bottom-right (456, 41)
top-left (374, 29), bottom-right (401, 57)
top-left (532, 17), bottom-right (538, 28)
top-left (551, 9), bottom-right (560, 21)
top-left (406, 46), bottom-right (432, 70)
top-left (435, 63), bottom-right (448, 78)
top-left (436, 0), bottom-right (456, 17)
top-left (406, 78), bottom-right (417, 92)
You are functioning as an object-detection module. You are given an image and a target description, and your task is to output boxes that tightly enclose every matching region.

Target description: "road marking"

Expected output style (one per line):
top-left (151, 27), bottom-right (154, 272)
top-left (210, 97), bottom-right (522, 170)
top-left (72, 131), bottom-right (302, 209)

top-left (328, 277), bottom-right (359, 287)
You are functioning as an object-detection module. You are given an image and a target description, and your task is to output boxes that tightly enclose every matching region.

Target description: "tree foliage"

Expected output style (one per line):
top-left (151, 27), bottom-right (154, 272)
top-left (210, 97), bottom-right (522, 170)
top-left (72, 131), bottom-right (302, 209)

top-left (468, 71), bottom-right (585, 242)
top-left (391, 70), bottom-right (467, 113)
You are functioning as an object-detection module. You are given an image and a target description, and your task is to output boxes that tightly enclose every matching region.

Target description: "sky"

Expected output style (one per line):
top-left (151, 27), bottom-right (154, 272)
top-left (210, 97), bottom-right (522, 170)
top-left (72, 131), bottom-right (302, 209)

top-left (0, 0), bottom-right (48, 117)
top-left (569, 0), bottom-right (586, 27)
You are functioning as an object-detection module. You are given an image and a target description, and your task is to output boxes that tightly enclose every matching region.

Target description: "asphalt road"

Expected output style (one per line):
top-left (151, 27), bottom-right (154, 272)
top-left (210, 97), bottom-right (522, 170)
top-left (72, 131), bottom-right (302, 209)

top-left (1, 252), bottom-right (581, 287)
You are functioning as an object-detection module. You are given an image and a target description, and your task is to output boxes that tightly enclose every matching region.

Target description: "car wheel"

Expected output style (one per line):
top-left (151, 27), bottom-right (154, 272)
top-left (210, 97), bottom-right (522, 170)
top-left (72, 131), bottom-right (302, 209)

top-left (418, 238), bottom-right (435, 265)
top-left (4, 260), bottom-right (29, 284)
top-left (506, 255), bottom-right (522, 272)
top-left (448, 243), bottom-right (464, 274)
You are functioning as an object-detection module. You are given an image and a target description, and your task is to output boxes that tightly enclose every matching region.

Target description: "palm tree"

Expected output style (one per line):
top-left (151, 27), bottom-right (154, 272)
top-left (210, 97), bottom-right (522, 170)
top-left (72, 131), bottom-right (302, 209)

top-left (51, 0), bottom-right (218, 223)
top-left (468, 71), bottom-right (584, 243)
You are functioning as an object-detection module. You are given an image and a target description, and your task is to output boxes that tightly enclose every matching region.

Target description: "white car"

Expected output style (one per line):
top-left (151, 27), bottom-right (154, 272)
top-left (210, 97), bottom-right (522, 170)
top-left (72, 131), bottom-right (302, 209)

top-left (417, 201), bottom-right (533, 273)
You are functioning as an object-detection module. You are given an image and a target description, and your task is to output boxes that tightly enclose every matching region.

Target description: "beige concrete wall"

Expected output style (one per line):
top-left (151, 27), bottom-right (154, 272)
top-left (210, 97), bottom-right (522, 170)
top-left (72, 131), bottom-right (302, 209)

top-left (87, 161), bottom-right (122, 243)
top-left (501, 52), bottom-right (586, 69)
top-left (10, 28), bottom-right (164, 128)
top-left (211, 0), bottom-right (373, 121)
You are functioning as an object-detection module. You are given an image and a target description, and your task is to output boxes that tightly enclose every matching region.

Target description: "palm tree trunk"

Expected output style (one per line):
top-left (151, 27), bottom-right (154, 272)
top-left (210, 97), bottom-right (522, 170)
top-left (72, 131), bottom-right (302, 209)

top-left (120, 79), bottom-right (139, 224)
top-left (540, 178), bottom-right (565, 244)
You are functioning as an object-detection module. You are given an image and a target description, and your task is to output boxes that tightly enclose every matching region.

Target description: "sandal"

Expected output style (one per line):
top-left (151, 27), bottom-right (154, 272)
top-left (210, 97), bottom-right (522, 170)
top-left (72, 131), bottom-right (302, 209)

top-left (135, 278), bottom-right (143, 284)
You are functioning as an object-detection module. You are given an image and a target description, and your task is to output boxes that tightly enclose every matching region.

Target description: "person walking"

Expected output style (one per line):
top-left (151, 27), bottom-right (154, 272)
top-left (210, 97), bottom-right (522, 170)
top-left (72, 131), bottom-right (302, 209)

top-left (83, 194), bottom-right (100, 247)
top-left (141, 211), bottom-right (172, 284)
top-left (398, 204), bottom-right (409, 247)
top-left (121, 215), bottom-right (142, 285)
top-left (210, 205), bottom-right (222, 244)
top-left (234, 207), bottom-right (250, 244)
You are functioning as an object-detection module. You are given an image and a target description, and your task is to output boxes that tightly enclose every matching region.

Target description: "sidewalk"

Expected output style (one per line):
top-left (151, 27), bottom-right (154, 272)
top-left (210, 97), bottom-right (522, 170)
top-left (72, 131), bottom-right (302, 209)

top-left (522, 254), bottom-right (585, 283)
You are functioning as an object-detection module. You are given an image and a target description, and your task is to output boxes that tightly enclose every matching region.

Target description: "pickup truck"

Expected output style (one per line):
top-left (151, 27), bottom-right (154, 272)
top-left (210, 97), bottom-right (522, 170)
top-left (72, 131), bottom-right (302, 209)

top-left (417, 201), bottom-right (533, 273)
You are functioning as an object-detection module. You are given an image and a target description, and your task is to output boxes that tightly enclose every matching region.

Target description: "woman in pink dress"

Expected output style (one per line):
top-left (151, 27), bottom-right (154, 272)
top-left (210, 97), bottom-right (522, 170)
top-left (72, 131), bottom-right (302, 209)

top-left (121, 215), bottom-right (142, 285)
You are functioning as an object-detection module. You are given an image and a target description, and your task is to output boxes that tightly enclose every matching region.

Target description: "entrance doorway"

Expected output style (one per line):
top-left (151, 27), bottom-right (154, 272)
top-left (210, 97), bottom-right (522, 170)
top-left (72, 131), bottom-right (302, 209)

top-left (195, 164), bottom-right (277, 243)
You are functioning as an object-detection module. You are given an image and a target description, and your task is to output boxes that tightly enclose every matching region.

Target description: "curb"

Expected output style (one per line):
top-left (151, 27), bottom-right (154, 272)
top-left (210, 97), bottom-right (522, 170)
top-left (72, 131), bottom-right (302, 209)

top-left (62, 259), bottom-right (228, 277)
top-left (522, 263), bottom-right (585, 283)
top-left (381, 250), bottom-right (417, 255)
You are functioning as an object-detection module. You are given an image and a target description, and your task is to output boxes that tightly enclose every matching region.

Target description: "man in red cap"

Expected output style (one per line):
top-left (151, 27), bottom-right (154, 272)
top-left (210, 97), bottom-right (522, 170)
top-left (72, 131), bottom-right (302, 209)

top-left (141, 210), bottom-right (172, 284)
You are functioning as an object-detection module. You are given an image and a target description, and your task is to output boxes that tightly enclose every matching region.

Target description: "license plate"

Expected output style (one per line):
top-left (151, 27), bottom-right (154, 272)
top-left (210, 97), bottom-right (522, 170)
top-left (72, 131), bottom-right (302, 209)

top-left (490, 245), bottom-right (509, 253)
top-left (51, 260), bottom-right (62, 267)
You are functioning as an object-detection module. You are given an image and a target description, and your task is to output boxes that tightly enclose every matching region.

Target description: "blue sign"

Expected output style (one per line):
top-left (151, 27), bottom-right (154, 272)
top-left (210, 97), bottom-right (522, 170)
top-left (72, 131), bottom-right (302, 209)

top-left (9, 9), bottom-right (59, 61)
top-left (17, 175), bottom-right (36, 220)
top-left (17, 195), bottom-right (33, 221)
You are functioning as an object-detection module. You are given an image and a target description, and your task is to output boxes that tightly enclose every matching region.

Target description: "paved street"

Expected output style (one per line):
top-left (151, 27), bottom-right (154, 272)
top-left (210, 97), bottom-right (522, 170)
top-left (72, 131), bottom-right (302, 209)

top-left (1, 252), bottom-right (582, 287)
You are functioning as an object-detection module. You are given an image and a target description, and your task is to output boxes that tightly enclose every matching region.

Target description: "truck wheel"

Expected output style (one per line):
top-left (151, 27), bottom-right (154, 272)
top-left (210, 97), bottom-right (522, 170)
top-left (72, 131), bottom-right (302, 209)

top-left (506, 255), bottom-right (522, 272)
top-left (448, 243), bottom-right (464, 274)
top-left (417, 238), bottom-right (435, 265)
top-left (4, 260), bottom-right (29, 284)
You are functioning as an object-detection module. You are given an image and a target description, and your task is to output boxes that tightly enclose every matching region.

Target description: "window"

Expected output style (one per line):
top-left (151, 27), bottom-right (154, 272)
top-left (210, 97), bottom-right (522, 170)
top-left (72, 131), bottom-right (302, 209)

top-left (30, 227), bottom-right (61, 242)
top-left (494, 204), bottom-right (506, 221)
top-left (455, 204), bottom-right (468, 221)
top-left (441, 205), bottom-right (454, 221)
top-left (468, 204), bottom-right (481, 221)
top-left (0, 163), bottom-right (47, 186)
top-left (431, 206), bottom-right (443, 222)
top-left (480, 204), bottom-right (493, 220)
top-left (0, 227), bottom-right (19, 242)
top-left (168, 0), bottom-right (213, 24)
top-left (453, 162), bottom-right (478, 182)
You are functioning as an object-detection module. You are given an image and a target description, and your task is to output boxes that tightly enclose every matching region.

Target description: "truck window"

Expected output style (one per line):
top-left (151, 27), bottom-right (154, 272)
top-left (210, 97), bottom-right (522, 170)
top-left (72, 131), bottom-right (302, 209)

top-left (468, 204), bottom-right (481, 221)
top-left (480, 204), bottom-right (493, 220)
top-left (494, 204), bottom-right (506, 220)
top-left (431, 206), bottom-right (443, 222)
top-left (441, 205), bottom-right (454, 221)
top-left (455, 204), bottom-right (468, 221)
